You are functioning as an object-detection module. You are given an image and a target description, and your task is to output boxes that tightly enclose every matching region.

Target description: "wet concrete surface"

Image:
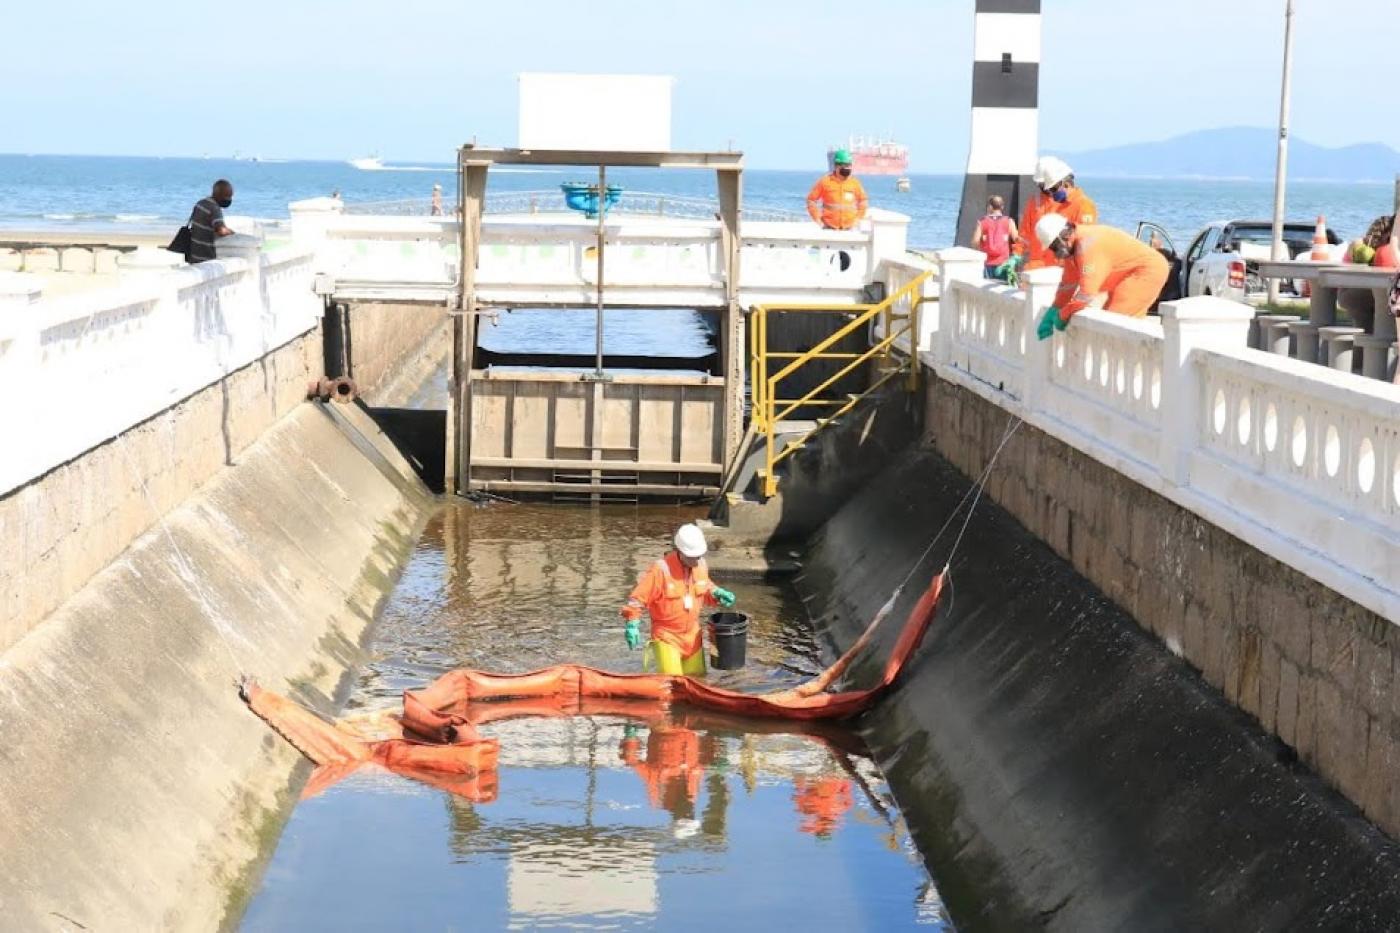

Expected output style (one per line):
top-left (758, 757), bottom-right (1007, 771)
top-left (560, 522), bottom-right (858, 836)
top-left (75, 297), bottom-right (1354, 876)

top-left (797, 447), bottom-right (1400, 932)
top-left (240, 502), bottom-right (949, 930)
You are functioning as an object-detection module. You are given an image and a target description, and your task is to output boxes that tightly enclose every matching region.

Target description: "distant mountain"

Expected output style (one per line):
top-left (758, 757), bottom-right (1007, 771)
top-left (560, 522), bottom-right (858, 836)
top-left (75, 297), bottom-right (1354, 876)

top-left (1058, 127), bottom-right (1400, 182)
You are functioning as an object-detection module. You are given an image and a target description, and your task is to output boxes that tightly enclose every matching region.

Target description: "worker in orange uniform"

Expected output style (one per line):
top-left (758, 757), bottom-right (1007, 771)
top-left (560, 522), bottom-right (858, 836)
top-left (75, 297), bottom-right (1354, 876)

top-left (806, 149), bottom-right (868, 230)
top-left (622, 524), bottom-right (736, 675)
top-left (1034, 215), bottom-right (1171, 339)
top-left (1019, 156), bottom-right (1098, 271)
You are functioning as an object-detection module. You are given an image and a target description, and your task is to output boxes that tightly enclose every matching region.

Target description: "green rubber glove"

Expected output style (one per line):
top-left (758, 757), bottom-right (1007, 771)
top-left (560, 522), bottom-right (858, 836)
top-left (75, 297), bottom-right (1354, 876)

top-left (624, 619), bottom-right (642, 650)
top-left (712, 587), bottom-right (736, 608)
top-left (1037, 305), bottom-right (1061, 341)
top-left (1005, 254), bottom-right (1023, 286)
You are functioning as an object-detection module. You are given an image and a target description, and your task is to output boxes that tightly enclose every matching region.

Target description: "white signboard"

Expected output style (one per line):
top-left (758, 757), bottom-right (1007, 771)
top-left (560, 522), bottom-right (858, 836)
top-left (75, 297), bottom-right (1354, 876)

top-left (518, 73), bottom-right (673, 152)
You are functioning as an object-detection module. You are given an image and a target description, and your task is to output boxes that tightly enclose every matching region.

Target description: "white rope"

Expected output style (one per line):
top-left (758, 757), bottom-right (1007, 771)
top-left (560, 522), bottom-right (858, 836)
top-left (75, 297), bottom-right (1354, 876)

top-left (894, 413), bottom-right (1025, 597)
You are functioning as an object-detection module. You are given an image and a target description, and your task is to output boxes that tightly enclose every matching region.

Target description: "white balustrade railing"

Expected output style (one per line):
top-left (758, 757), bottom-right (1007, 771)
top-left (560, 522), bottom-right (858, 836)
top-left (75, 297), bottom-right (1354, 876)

top-left (321, 216), bottom-right (459, 288)
top-left (879, 256), bottom-right (939, 351)
top-left (1044, 310), bottom-right (1166, 473)
top-left (296, 197), bottom-right (907, 307)
top-left (1190, 347), bottom-right (1400, 590)
top-left (929, 247), bottom-right (1400, 622)
top-left (0, 243), bottom-right (320, 495)
top-left (945, 279), bottom-right (1029, 402)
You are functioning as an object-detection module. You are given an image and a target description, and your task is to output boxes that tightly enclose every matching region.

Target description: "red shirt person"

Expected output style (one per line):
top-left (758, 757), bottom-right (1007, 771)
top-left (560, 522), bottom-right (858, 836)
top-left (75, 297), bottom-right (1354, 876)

top-left (973, 195), bottom-right (1021, 281)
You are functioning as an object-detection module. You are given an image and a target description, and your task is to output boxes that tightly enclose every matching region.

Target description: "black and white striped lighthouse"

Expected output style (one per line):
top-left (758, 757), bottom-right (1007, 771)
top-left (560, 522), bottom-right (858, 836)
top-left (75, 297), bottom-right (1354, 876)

top-left (955, 0), bottom-right (1042, 244)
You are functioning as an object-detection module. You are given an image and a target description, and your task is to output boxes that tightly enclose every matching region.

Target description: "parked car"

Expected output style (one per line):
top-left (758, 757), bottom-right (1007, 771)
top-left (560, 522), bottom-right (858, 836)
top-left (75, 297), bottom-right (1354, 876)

top-left (1134, 219), bottom-right (1342, 306)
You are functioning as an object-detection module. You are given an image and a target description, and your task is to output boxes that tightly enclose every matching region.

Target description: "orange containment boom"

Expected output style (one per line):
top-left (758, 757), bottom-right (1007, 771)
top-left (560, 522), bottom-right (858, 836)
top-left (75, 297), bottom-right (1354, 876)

top-left (240, 571), bottom-right (944, 800)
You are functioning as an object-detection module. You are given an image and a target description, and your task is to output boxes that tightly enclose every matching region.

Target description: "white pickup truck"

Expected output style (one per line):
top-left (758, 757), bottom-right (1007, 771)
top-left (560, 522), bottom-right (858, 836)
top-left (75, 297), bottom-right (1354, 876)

top-left (1134, 219), bottom-right (1342, 305)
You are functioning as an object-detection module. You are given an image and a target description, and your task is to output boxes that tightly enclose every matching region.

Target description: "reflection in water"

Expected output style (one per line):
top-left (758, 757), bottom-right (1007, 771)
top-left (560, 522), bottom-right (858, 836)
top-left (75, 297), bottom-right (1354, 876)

top-left (241, 503), bottom-right (951, 930)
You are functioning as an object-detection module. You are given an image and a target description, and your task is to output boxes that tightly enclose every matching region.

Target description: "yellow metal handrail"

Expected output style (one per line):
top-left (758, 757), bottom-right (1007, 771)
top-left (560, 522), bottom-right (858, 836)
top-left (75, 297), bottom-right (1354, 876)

top-left (749, 271), bottom-right (931, 498)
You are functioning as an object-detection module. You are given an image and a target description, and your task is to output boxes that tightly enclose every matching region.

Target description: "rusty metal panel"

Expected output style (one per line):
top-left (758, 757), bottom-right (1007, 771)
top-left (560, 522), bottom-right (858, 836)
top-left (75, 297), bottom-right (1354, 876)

top-left (465, 370), bottom-right (724, 497)
top-left (680, 390), bottom-right (722, 465)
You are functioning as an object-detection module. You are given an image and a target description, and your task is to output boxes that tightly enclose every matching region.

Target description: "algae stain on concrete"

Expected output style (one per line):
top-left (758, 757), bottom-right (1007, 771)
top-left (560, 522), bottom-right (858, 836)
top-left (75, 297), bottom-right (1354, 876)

top-left (215, 485), bottom-right (431, 927)
top-left (216, 774), bottom-right (305, 933)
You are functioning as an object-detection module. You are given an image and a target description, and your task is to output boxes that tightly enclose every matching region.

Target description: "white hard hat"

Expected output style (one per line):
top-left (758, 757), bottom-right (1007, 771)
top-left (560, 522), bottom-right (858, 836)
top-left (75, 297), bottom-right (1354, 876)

top-left (674, 523), bottom-right (708, 559)
top-left (1035, 213), bottom-right (1070, 249)
top-left (1033, 156), bottom-right (1073, 189)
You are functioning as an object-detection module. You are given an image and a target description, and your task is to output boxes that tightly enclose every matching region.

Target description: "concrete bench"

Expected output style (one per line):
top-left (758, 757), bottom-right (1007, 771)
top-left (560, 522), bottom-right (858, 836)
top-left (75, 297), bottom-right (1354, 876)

top-left (1318, 324), bottom-right (1364, 372)
top-left (1254, 313), bottom-right (1300, 356)
top-left (1285, 320), bottom-right (1322, 364)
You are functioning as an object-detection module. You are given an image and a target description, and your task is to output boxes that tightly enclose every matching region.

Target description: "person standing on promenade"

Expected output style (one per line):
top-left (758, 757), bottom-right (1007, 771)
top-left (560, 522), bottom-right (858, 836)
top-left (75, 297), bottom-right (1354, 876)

top-left (972, 195), bottom-right (1022, 282)
top-left (1019, 156), bottom-right (1097, 271)
top-left (431, 184), bottom-right (444, 216)
top-left (1388, 232), bottom-right (1400, 384)
top-left (806, 149), bottom-right (868, 231)
top-left (187, 180), bottom-right (235, 263)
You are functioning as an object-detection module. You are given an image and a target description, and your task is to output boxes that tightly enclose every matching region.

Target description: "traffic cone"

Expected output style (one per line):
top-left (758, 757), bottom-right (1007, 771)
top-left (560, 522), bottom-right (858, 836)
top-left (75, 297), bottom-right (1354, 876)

top-left (1310, 215), bottom-right (1330, 260)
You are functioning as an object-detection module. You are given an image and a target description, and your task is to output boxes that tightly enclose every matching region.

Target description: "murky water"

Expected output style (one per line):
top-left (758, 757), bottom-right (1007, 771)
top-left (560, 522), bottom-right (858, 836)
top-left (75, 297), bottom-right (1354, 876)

top-left (241, 503), bottom-right (949, 930)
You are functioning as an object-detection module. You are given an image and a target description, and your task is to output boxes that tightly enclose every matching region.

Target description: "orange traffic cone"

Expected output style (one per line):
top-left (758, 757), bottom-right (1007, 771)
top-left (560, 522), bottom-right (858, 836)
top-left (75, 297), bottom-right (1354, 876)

top-left (1310, 215), bottom-right (1330, 260)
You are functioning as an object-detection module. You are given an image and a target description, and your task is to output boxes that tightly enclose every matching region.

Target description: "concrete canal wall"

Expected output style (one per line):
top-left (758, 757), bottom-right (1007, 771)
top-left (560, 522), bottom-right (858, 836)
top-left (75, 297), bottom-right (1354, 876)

top-left (922, 369), bottom-right (1400, 836)
top-left (0, 246), bottom-right (325, 656)
top-left (0, 249), bottom-right (451, 656)
top-left (0, 239), bottom-right (444, 927)
top-left (798, 447), bottom-right (1400, 930)
top-left (754, 247), bottom-right (1400, 927)
top-left (0, 403), bottom-right (432, 930)
top-left (730, 247), bottom-right (1400, 926)
top-left (907, 248), bottom-right (1400, 846)
top-left (337, 301), bottom-right (449, 407)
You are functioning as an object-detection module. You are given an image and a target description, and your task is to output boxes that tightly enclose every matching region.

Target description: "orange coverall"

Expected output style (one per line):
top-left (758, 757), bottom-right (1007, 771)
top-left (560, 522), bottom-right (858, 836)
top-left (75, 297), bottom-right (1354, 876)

top-left (1053, 224), bottom-right (1171, 321)
top-left (622, 551), bottom-right (719, 659)
top-left (1019, 187), bottom-right (1098, 270)
top-left (806, 173), bottom-right (869, 230)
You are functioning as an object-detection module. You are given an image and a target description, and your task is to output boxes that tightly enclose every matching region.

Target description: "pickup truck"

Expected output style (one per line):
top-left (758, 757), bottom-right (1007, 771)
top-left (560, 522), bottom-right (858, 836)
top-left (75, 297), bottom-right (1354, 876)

top-left (1134, 219), bottom-right (1342, 305)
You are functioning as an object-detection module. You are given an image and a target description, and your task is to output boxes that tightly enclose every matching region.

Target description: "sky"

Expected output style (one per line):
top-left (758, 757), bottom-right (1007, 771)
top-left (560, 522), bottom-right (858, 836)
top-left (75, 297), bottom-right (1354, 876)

top-left (2, 0), bottom-right (1396, 171)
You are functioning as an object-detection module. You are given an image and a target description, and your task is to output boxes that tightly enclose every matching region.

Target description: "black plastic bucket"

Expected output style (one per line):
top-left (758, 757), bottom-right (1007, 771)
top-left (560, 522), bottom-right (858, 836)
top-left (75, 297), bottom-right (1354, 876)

top-left (708, 611), bottom-right (750, 670)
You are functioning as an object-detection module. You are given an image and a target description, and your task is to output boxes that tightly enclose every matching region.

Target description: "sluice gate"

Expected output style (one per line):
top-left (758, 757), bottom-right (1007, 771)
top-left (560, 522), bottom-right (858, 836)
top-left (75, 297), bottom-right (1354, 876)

top-left (447, 147), bottom-right (745, 501)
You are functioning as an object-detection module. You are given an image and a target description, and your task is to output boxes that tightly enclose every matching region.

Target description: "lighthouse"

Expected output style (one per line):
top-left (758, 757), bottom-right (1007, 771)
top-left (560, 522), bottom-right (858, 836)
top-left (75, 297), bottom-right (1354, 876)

top-left (956, 0), bottom-right (1041, 244)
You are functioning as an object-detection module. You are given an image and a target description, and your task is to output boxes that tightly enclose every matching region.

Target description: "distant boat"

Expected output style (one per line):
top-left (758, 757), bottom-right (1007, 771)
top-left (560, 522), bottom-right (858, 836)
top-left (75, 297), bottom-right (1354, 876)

top-left (349, 155), bottom-right (384, 171)
top-left (828, 136), bottom-right (909, 176)
top-left (895, 177), bottom-right (912, 193)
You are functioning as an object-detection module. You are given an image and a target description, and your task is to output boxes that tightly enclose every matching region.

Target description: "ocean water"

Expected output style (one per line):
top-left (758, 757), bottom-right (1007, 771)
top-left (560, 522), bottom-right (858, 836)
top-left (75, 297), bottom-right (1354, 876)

top-left (0, 153), bottom-right (1394, 251)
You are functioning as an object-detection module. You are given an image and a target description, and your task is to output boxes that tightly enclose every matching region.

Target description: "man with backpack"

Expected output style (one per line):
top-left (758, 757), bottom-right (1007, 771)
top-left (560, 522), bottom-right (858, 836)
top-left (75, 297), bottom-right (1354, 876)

top-left (186, 180), bottom-right (236, 263)
top-left (972, 195), bottom-right (1022, 283)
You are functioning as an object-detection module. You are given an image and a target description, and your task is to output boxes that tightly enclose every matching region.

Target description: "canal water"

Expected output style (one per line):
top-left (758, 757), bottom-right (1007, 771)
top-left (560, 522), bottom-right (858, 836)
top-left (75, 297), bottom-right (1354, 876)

top-left (240, 503), bottom-right (950, 930)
